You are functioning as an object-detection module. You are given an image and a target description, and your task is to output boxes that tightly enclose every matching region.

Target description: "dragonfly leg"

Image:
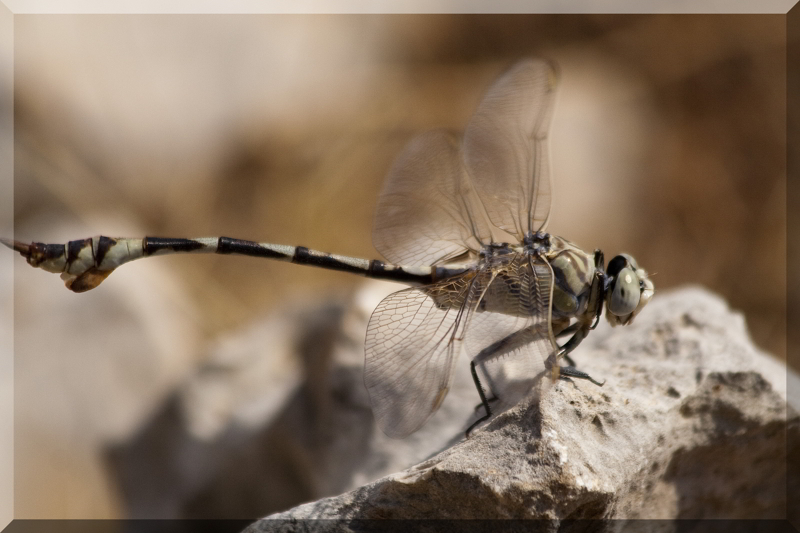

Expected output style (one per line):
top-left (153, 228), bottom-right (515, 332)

top-left (465, 325), bottom-right (541, 437)
top-left (591, 250), bottom-right (606, 330)
top-left (474, 395), bottom-right (499, 412)
top-left (556, 322), bottom-right (589, 360)
top-left (555, 322), bottom-right (581, 338)
top-left (554, 322), bottom-right (580, 367)
top-left (466, 360), bottom-right (492, 437)
top-left (556, 322), bottom-right (605, 386)
top-left (555, 261), bottom-right (607, 372)
top-left (559, 366), bottom-right (605, 387)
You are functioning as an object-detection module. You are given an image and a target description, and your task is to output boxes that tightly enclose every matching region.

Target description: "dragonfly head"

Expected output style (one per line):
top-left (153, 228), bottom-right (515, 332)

top-left (604, 253), bottom-right (654, 327)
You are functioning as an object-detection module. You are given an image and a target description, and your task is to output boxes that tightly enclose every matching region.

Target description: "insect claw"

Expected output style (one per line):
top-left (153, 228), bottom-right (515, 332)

top-left (558, 365), bottom-right (605, 387)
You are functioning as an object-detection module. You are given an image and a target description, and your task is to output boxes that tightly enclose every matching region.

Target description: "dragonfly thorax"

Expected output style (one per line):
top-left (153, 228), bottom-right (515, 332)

top-left (479, 231), bottom-right (553, 259)
top-left (523, 230), bottom-right (551, 252)
top-left (546, 237), bottom-right (597, 321)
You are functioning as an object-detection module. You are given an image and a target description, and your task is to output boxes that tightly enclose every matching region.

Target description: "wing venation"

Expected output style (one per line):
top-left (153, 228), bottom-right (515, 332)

top-left (364, 272), bottom-right (476, 438)
top-left (463, 59), bottom-right (557, 238)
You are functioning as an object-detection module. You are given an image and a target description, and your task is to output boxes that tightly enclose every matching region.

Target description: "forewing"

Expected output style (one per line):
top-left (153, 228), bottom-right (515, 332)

top-left (364, 272), bottom-right (475, 438)
top-left (463, 59), bottom-right (557, 238)
top-left (373, 130), bottom-right (490, 266)
top-left (466, 256), bottom-right (556, 410)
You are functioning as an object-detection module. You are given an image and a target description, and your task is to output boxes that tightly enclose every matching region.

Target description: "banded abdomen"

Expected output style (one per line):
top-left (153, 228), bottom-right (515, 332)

top-left (2, 235), bottom-right (471, 293)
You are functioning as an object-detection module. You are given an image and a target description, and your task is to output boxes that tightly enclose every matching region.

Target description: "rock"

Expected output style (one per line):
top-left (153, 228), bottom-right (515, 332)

top-left (243, 285), bottom-right (796, 526)
top-left (107, 280), bottom-right (483, 518)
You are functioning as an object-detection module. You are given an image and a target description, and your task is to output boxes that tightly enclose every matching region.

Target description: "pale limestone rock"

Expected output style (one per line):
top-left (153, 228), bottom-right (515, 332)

top-left (243, 286), bottom-right (795, 526)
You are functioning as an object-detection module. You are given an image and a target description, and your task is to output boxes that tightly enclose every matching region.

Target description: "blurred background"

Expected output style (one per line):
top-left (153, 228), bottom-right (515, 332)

top-left (7, 14), bottom-right (787, 519)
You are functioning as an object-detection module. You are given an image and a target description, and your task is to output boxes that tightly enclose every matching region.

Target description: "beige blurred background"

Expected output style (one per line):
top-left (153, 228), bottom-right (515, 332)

top-left (8, 15), bottom-right (787, 519)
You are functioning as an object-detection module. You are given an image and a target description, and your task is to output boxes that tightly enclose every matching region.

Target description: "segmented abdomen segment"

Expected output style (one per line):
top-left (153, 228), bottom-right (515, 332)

top-left (215, 236), bottom-right (292, 259)
top-left (24, 236), bottom-right (143, 275)
top-left (21, 236), bottom-right (143, 292)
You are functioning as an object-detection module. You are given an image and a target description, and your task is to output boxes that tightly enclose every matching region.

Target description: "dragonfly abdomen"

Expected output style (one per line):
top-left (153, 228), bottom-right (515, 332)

top-left (3, 234), bottom-right (449, 292)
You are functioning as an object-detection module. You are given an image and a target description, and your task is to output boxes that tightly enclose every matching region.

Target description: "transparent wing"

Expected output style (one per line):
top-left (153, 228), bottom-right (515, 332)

top-left (466, 256), bottom-right (556, 410)
top-left (463, 58), bottom-right (558, 239)
top-left (372, 130), bottom-right (491, 266)
top-left (364, 272), bottom-right (477, 438)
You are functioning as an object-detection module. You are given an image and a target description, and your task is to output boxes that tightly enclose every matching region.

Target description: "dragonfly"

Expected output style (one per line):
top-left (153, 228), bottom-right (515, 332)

top-left (4, 59), bottom-right (653, 439)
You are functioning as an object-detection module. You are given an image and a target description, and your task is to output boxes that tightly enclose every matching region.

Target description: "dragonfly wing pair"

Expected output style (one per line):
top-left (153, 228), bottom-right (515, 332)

top-left (366, 59), bottom-right (561, 438)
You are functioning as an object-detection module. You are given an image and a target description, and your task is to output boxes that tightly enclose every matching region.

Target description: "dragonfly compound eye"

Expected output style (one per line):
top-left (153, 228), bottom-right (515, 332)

top-left (619, 253), bottom-right (638, 271)
top-left (606, 254), bottom-right (630, 278)
top-left (608, 266), bottom-right (641, 316)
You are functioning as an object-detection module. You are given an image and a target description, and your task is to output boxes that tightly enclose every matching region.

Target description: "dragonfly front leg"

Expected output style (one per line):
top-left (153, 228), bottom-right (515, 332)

top-left (556, 322), bottom-right (589, 359)
top-left (554, 264), bottom-right (606, 386)
top-left (555, 323), bottom-right (605, 386)
top-left (590, 249), bottom-right (606, 330)
top-left (554, 321), bottom-right (581, 367)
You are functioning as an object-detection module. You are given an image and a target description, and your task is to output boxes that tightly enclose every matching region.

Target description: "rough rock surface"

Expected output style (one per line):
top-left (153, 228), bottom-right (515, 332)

top-left (243, 285), bottom-right (796, 526)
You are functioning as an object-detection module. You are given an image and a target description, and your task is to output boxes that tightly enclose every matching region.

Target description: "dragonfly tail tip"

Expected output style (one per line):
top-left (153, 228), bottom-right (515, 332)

top-left (0, 237), bottom-right (31, 257)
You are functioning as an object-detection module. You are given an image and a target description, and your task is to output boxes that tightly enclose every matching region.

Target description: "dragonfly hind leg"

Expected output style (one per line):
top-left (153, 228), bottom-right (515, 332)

top-left (466, 360), bottom-right (493, 437)
top-left (464, 325), bottom-right (540, 437)
top-left (474, 395), bottom-right (499, 412)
